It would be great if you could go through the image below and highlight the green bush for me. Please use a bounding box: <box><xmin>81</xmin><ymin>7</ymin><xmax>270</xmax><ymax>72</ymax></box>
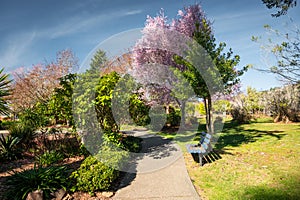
<box><xmin>70</xmin><ymin>156</ymin><xmax>119</xmax><ymax>194</ymax></box>
<box><xmin>129</xmin><ymin>94</ymin><xmax>150</xmax><ymax>126</ymax></box>
<box><xmin>121</xmin><ymin>135</ymin><xmax>142</xmax><ymax>153</ymax></box>
<box><xmin>19</xmin><ymin>107</ymin><xmax>49</xmax><ymax>128</ymax></box>
<box><xmin>0</xmin><ymin>120</ymin><xmax>16</xmax><ymax>130</ymax></box>
<box><xmin>167</xmin><ymin>108</ymin><xmax>181</xmax><ymax>127</ymax></box>
<box><xmin>0</xmin><ymin>134</ymin><xmax>21</xmax><ymax>161</ymax></box>
<box><xmin>36</xmin><ymin>150</ymin><xmax>64</xmax><ymax>167</ymax></box>
<box><xmin>231</xmin><ymin>107</ymin><xmax>252</xmax><ymax>123</ymax></box>
<box><xmin>4</xmin><ymin>165</ymin><xmax>69</xmax><ymax>200</ymax></box>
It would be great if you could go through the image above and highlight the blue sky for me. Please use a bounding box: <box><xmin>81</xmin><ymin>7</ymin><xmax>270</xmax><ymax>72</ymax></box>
<box><xmin>0</xmin><ymin>0</ymin><xmax>299</xmax><ymax>91</ymax></box>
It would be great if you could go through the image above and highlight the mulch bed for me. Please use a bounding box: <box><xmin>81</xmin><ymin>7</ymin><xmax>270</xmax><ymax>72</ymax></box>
<box><xmin>0</xmin><ymin>156</ymin><xmax>115</xmax><ymax>200</ymax></box>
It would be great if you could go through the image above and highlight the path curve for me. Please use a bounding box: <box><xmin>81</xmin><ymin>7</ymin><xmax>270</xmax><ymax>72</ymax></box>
<box><xmin>113</xmin><ymin>131</ymin><xmax>200</xmax><ymax>200</ymax></box>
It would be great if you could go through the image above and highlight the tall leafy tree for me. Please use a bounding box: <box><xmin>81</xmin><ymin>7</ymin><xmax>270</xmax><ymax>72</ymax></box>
<box><xmin>73</xmin><ymin>50</ymin><xmax>108</xmax><ymax>129</ymax></box>
<box><xmin>132</xmin><ymin>4</ymin><xmax>247</xmax><ymax>133</ymax></box>
<box><xmin>48</xmin><ymin>73</ymin><xmax>77</xmax><ymax>125</ymax></box>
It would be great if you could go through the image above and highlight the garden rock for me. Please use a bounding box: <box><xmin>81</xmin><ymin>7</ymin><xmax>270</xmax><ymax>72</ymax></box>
<box><xmin>100</xmin><ymin>191</ymin><xmax>114</xmax><ymax>198</ymax></box>
<box><xmin>26</xmin><ymin>190</ymin><xmax>43</xmax><ymax>200</ymax></box>
<box><xmin>52</xmin><ymin>188</ymin><xmax>66</xmax><ymax>200</ymax></box>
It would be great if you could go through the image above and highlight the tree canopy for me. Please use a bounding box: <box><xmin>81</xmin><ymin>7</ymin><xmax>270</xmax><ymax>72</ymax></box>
<box><xmin>132</xmin><ymin>3</ymin><xmax>248</xmax><ymax>132</ymax></box>
<box><xmin>262</xmin><ymin>0</ymin><xmax>297</xmax><ymax>17</ymax></box>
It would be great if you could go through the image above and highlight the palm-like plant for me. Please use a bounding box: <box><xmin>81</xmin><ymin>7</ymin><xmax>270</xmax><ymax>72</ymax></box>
<box><xmin>0</xmin><ymin>67</ymin><xmax>12</xmax><ymax>115</ymax></box>
<box><xmin>0</xmin><ymin>134</ymin><xmax>21</xmax><ymax>161</ymax></box>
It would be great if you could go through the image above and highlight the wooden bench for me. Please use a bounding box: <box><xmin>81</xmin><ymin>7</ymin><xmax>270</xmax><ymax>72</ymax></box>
<box><xmin>186</xmin><ymin>132</ymin><xmax>212</xmax><ymax>166</ymax></box>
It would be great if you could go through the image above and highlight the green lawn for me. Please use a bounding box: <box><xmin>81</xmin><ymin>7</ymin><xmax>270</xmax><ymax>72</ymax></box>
<box><xmin>183</xmin><ymin>121</ymin><xmax>300</xmax><ymax>200</ymax></box>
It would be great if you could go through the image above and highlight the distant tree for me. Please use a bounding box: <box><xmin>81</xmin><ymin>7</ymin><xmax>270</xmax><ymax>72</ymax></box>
<box><xmin>95</xmin><ymin>72</ymin><xmax>120</xmax><ymax>133</ymax></box>
<box><xmin>265</xmin><ymin>84</ymin><xmax>300</xmax><ymax>122</ymax></box>
<box><xmin>90</xmin><ymin>49</ymin><xmax>108</xmax><ymax>75</ymax></box>
<box><xmin>244</xmin><ymin>87</ymin><xmax>262</xmax><ymax>114</ymax></box>
<box><xmin>231</xmin><ymin>84</ymin><xmax>300</xmax><ymax>122</ymax></box>
<box><xmin>48</xmin><ymin>73</ymin><xmax>77</xmax><ymax>125</ymax></box>
<box><xmin>262</xmin><ymin>0</ymin><xmax>297</xmax><ymax>17</ymax></box>
<box><xmin>0</xmin><ymin>68</ymin><xmax>12</xmax><ymax>115</ymax></box>
<box><xmin>10</xmin><ymin>49</ymin><xmax>77</xmax><ymax>113</ymax></box>
<box><xmin>73</xmin><ymin>50</ymin><xmax>108</xmax><ymax>130</ymax></box>
<box><xmin>212</xmin><ymin>99</ymin><xmax>231</xmax><ymax>114</ymax></box>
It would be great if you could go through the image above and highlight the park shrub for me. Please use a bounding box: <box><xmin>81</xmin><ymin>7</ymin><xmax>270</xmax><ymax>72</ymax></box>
<box><xmin>35</xmin><ymin>128</ymin><xmax>86</xmax><ymax>158</ymax></box>
<box><xmin>36</xmin><ymin>150</ymin><xmax>64</xmax><ymax>167</ymax></box>
<box><xmin>4</xmin><ymin>165</ymin><xmax>69</xmax><ymax>200</ymax></box>
<box><xmin>167</xmin><ymin>108</ymin><xmax>181</xmax><ymax>127</ymax></box>
<box><xmin>0</xmin><ymin>134</ymin><xmax>21</xmax><ymax>161</ymax></box>
<box><xmin>19</xmin><ymin>107</ymin><xmax>49</xmax><ymax>128</ymax></box>
<box><xmin>121</xmin><ymin>135</ymin><xmax>142</xmax><ymax>153</ymax></box>
<box><xmin>230</xmin><ymin>106</ymin><xmax>252</xmax><ymax>123</ymax></box>
<box><xmin>129</xmin><ymin>94</ymin><xmax>151</xmax><ymax>126</ymax></box>
<box><xmin>69</xmin><ymin>155</ymin><xmax>119</xmax><ymax>195</ymax></box>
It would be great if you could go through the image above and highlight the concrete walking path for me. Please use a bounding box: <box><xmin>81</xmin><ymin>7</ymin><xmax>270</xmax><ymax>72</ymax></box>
<box><xmin>113</xmin><ymin>131</ymin><xmax>200</xmax><ymax>200</ymax></box>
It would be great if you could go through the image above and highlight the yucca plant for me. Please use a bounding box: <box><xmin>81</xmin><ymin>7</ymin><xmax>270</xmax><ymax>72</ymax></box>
<box><xmin>9</xmin><ymin>123</ymin><xmax>36</xmax><ymax>150</ymax></box>
<box><xmin>0</xmin><ymin>134</ymin><xmax>21</xmax><ymax>161</ymax></box>
<box><xmin>0</xmin><ymin>67</ymin><xmax>12</xmax><ymax>115</ymax></box>
<box><xmin>4</xmin><ymin>165</ymin><xmax>70</xmax><ymax>200</ymax></box>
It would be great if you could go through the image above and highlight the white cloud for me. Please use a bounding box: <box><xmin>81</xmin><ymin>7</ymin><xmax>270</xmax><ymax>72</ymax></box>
<box><xmin>125</xmin><ymin>9</ymin><xmax>143</xmax><ymax>16</ymax></box>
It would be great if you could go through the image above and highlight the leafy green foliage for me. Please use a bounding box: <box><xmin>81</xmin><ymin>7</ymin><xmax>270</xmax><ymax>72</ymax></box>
<box><xmin>36</xmin><ymin>150</ymin><xmax>64</xmax><ymax>167</ymax></box>
<box><xmin>95</xmin><ymin>72</ymin><xmax>120</xmax><ymax>132</ymax></box>
<box><xmin>70</xmin><ymin>156</ymin><xmax>119</xmax><ymax>194</ymax></box>
<box><xmin>166</xmin><ymin>107</ymin><xmax>181</xmax><ymax>127</ymax></box>
<box><xmin>198</xmin><ymin>102</ymin><xmax>206</xmax><ymax>115</ymax></box>
<box><xmin>73</xmin><ymin>50</ymin><xmax>108</xmax><ymax>129</ymax></box>
<box><xmin>129</xmin><ymin>94</ymin><xmax>150</xmax><ymax>126</ymax></box>
<box><xmin>4</xmin><ymin>165</ymin><xmax>69</xmax><ymax>200</ymax></box>
<box><xmin>213</xmin><ymin>100</ymin><xmax>231</xmax><ymax>114</ymax></box>
<box><xmin>91</xmin><ymin>72</ymin><xmax>129</xmax><ymax>150</ymax></box>
<box><xmin>18</xmin><ymin>106</ymin><xmax>49</xmax><ymax>128</ymax></box>
<box><xmin>48</xmin><ymin>73</ymin><xmax>76</xmax><ymax>125</ymax></box>
<box><xmin>0</xmin><ymin>120</ymin><xmax>16</xmax><ymax>130</ymax></box>
<box><xmin>120</xmin><ymin>135</ymin><xmax>142</xmax><ymax>153</ymax></box>
<box><xmin>0</xmin><ymin>134</ymin><xmax>21</xmax><ymax>161</ymax></box>
<box><xmin>262</xmin><ymin>0</ymin><xmax>297</xmax><ymax>17</ymax></box>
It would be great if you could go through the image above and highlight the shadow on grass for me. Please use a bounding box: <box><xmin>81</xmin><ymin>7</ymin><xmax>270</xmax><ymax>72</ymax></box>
<box><xmin>191</xmin><ymin>150</ymin><xmax>223</xmax><ymax>166</ymax></box>
<box><xmin>214</xmin><ymin>121</ymin><xmax>286</xmax><ymax>151</ymax></box>
<box><xmin>241</xmin><ymin>184</ymin><xmax>300</xmax><ymax>200</ymax></box>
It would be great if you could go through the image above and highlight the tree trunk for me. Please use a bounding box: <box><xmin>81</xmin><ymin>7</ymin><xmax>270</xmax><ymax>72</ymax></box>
<box><xmin>204</xmin><ymin>97</ymin><xmax>214</xmax><ymax>134</ymax></box>
<box><xmin>181</xmin><ymin>101</ymin><xmax>186</xmax><ymax>128</ymax></box>
<box><xmin>165</xmin><ymin>104</ymin><xmax>170</xmax><ymax>114</ymax></box>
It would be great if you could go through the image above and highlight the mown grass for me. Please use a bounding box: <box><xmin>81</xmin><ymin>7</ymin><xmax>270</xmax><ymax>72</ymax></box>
<box><xmin>184</xmin><ymin>121</ymin><xmax>300</xmax><ymax>200</ymax></box>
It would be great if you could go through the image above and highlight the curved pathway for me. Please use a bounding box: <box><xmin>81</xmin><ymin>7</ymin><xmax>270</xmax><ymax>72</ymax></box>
<box><xmin>113</xmin><ymin>131</ymin><xmax>200</xmax><ymax>200</ymax></box>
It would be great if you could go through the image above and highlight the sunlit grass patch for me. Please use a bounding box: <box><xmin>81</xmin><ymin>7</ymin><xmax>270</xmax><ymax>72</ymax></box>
<box><xmin>184</xmin><ymin>121</ymin><xmax>300</xmax><ymax>200</ymax></box>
